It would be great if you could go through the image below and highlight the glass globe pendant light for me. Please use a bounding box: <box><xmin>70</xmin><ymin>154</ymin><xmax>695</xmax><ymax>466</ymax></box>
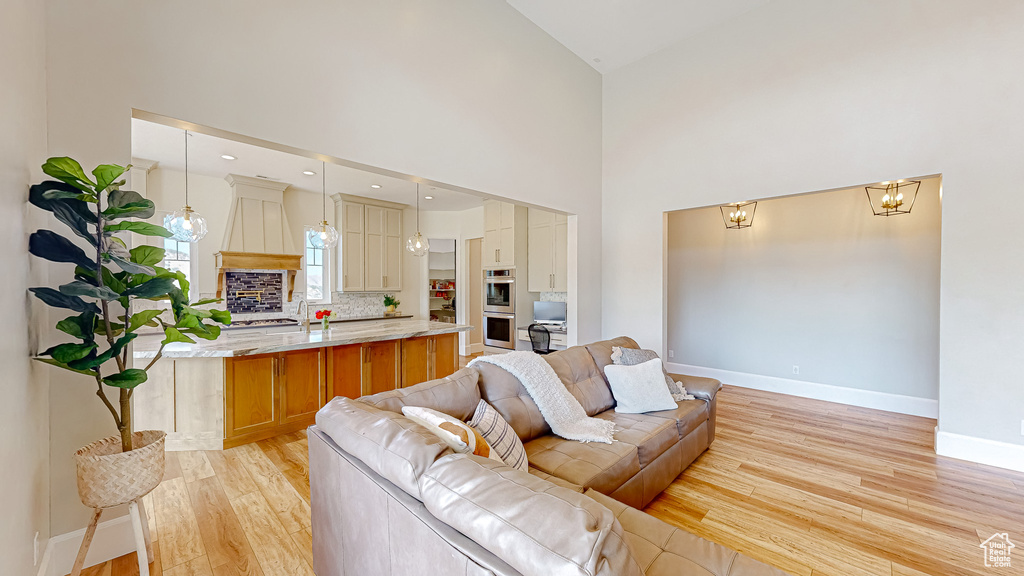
<box><xmin>164</xmin><ymin>129</ymin><xmax>209</xmax><ymax>242</ymax></box>
<box><xmin>406</xmin><ymin>183</ymin><xmax>429</xmax><ymax>257</ymax></box>
<box><xmin>307</xmin><ymin>161</ymin><xmax>339</xmax><ymax>249</ymax></box>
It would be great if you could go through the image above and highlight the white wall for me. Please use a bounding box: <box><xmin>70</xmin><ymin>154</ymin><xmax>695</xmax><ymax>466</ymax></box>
<box><xmin>145</xmin><ymin>168</ymin><xmax>234</xmax><ymax>297</ymax></box>
<box><xmin>603</xmin><ymin>1</ymin><xmax>1024</xmax><ymax>455</ymax></box>
<box><xmin>45</xmin><ymin>0</ymin><xmax>602</xmax><ymax>534</ymax></box>
<box><xmin>1</xmin><ymin>0</ymin><xmax>50</xmax><ymax>572</ymax></box>
<box><xmin>667</xmin><ymin>180</ymin><xmax>941</xmax><ymax>400</ymax></box>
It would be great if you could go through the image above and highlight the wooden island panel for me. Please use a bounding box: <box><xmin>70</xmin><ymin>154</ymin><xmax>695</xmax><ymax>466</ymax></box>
<box><xmin>280</xmin><ymin>348</ymin><xmax>326</xmax><ymax>426</ymax></box>
<box><xmin>225</xmin><ymin>355</ymin><xmax>277</xmax><ymax>440</ymax></box>
<box><xmin>220</xmin><ymin>331</ymin><xmax>464</xmax><ymax>448</ymax></box>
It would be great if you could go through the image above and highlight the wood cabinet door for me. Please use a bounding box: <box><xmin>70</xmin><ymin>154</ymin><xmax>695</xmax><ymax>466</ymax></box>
<box><xmin>327</xmin><ymin>343</ymin><xmax>363</xmax><ymax>400</ymax></box>
<box><xmin>433</xmin><ymin>333</ymin><xmax>458</xmax><ymax>380</ymax></box>
<box><xmin>553</xmin><ymin>215</ymin><xmax>568</xmax><ymax>292</ymax></box>
<box><xmin>528</xmin><ymin>217</ymin><xmax>553</xmax><ymax>292</ymax></box>
<box><xmin>342</xmin><ymin>202</ymin><xmax>365</xmax><ymax>291</ymax></box>
<box><xmin>279</xmin><ymin>348</ymin><xmax>324</xmax><ymax>426</ymax></box>
<box><xmin>225</xmin><ymin>355</ymin><xmax>277</xmax><ymax>439</ymax></box>
<box><xmin>383</xmin><ymin>207</ymin><xmax>402</xmax><ymax>290</ymax></box>
<box><xmin>364</xmin><ymin>205</ymin><xmax>385</xmax><ymax>290</ymax></box>
<box><xmin>366</xmin><ymin>341</ymin><xmax>400</xmax><ymax>395</ymax></box>
<box><xmin>402</xmin><ymin>336</ymin><xmax>431</xmax><ymax>388</ymax></box>
<box><xmin>482</xmin><ymin>229</ymin><xmax>499</xmax><ymax>267</ymax></box>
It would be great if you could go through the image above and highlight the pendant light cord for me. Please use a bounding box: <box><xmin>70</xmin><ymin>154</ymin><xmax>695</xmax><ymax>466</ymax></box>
<box><xmin>184</xmin><ymin>129</ymin><xmax>189</xmax><ymax>206</ymax></box>
<box><xmin>416</xmin><ymin>183</ymin><xmax>420</xmax><ymax>231</ymax></box>
<box><xmin>322</xmin><ymin>161</ymin><xmax>327</xmax><ymax>221</ymax></box>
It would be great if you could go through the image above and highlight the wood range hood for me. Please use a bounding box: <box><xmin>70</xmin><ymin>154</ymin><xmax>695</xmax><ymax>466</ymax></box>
<box><xmin>215</xmin><ymin>174</ymin><xmax>302</xmax><ymax>301</ymax></box>
<box><xmin>214</xmin><ymin>251</ymin><xmax>302</xmax><ymax>301</ymax></box>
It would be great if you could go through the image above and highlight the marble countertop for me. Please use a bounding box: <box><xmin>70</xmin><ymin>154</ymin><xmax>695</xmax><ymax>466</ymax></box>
<box><xmin>133</xmin><ymin>319</ymin><xmax>471</xmax><ymax>359</ymax></box>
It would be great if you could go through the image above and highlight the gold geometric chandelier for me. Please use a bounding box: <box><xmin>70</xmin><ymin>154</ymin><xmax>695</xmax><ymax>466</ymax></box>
<box><xmin>865</xmin><ymin>179</ymin><xmax>920</xmax><ymax>217</ymax></box>
<box><xmin>719</xmin><ymin>201</ymin><xmax>756</xmax><ymax>229</ymax></box>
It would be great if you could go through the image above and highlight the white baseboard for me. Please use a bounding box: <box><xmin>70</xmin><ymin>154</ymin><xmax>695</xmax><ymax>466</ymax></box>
<box><xmin>45</xmin><ymin>513</ymin><xmax>136</xmax><ymax>576</ymax></box>
<box><xmin>935</xmin><ymin>430</ymin><xmax>1024</xmax><ymax>474</ymax></box>
<box><xmin>666</xmin><ymin>363</ymin><xmax>938</xmax><ymax>418</ymax></box>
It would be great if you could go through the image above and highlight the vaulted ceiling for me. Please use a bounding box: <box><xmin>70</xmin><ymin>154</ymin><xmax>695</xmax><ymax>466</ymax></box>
<box><xmin>506</xmin><ymin>0</ymin><xmax>770</xmax><ymax>73</ymax></box>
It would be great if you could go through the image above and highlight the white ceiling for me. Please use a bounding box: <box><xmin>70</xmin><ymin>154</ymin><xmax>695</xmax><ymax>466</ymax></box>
<box><xmin>506</xmin><ymin>0</ymin><xmax>770</xmax><ymax>73</ymax></box>
<box><xmin>130</xmin><ymin>119</ymin><xmax>483</xmax><ymax>212</ymax></box>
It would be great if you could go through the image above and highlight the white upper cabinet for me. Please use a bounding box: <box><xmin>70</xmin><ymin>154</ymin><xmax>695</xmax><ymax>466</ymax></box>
<box><xmin>483</xmin><ymin>200</ymin><xmax>517</xmax><ymax>267</ymax></box>
<box><xmin>341</xmin><ymin>201</ymin><xmax>365</xmax><ymax>291</ymax></box>
<box><xmin>528</xmin><ymin>208</ymin><xmax>568</xmax><ymax>292</ymax></box>
<box><xmin>335</xmin><ymin>196</ymin><xmax>403</xmax><ymax>292</ymax></box>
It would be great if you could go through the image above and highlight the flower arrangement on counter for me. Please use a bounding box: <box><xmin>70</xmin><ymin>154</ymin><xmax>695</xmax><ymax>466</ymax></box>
<box><xmin>315</xmin><ymin>309</ymin><xmax>333</xmax><ymax>331</ymax></box>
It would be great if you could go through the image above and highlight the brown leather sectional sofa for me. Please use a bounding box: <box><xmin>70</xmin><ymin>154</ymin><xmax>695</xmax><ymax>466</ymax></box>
<box><xmin>309</xmin><ymin>336</ymin><xmax>789</xmax><ymax>576</ymax></box>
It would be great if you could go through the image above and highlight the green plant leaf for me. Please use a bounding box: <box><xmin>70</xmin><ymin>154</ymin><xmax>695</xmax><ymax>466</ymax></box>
<box><xmin>161</xmin><ymin>326</ymin><xmax>196</xmax><ymax>345</ymax></box>
<box><xmin>209</xmin><ymin>309</ymin><xmax>232</xmax><ymax>324</ymax></box>
<box><xmin>187</xmin><ymin>323</ymin><xmax>222</xmax><ymax>341</ymax></box>
<box><xmin>92</xmin><ymin>164</ymin><xmax>126</xmax><ymax>191</ymax></box>
<box><xmin>104</xmin><ymin>190</ymin><xmax>155</xmax><ymax>220</ymax></box>
<box><xmin>59</xmin><ymin>280</ymin><xmax>120</xmax><ymax>301</ymax></box>
<box><xmin>42</xmin><ymin>157</ymin><xmax>96</xmax><ymax>193</ymax></box>
<box><xmin>193</xmin><ymin>298</ymin><xmax>222</xmax><ymax>306</ymax></box>
<box><xmin>105</xmin><ymin>221</ymin><xmax>172</xmax><ymax>238</ymax></box>
<box><xmin>102</xmin><ymin>368</ymin><xmax>148</xmax><ymax>390</ymax></box>
<box><xmin>108</xmin><ymin>255</ymin><xmax>156</xmax><ymax>276</ymax></box>
<box><xmin>129</xmin><ymin>245</ymin><xmax>166</xmax><ymax>266</ymax></box>
<box><xmin>122</xmin><ymin>277</ymin><xmax>176</xmax><ymax>298</ymax></box>
<box><xmin>29</xmin><ymin>230</ymin><xmax>96</xmax><ymax>270</ymax></box>
<box><xmin>29</xmin><ymin>287</ymin><xmax>101</xmax><ymax>314</ymax></box>
<box><xmin>56</xmin><ymin>312</ymin><xmax>97</xmax><ymax>341</ymax></box>
<box><xmin>126</xmin><ymin>309</ymin><xmax>164</xmax><ymax>332</ymax></box>
<box><xmin>30</xmin><ymin>181</ymin><xmax>92</xmax><ymax>212</ymax></box>
<box><xmin>69</xmin><ymin>333</ymin><xmax>137</xmax><ymax>371</ymax></box>
<box><xmin>34</xmin><ymin>357</ymin><xmax>98</xmax><ymax>377</ymax></box>
<box><xmin>42</xmin><ymin>342</ymin><xmax>98</xmax><ymax>363</ymax></box>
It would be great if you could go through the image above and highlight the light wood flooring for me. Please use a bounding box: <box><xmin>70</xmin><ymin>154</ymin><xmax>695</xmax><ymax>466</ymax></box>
<box><xmin>82</xmin><ymin>384</ymin><xmax>1023</xmax><ymax>576</ymax></box>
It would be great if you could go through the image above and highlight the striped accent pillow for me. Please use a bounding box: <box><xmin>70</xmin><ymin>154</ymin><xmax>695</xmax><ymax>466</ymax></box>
<box><xmin>468</xmin><ymin>400</ymin><xmax>528</xmax><ymax>472</ymax></box>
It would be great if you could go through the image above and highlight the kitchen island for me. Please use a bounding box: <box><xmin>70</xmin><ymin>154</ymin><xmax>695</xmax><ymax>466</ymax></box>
<box><xmin>133</xmin><ymin>319</ymin><xmax>471</xmax><ymax>450</ymax></box>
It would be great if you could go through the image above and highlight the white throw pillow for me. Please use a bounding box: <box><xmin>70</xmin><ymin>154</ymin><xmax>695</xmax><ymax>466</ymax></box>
<box><xmin>401</xmin><ymin>406</ymin><xmax>503</xmax><ymax>463</ymax></box>
<box><xmin>603</xmin><ymin>359</ymin><xmax>678</xmax><ymax>414</ymax></box>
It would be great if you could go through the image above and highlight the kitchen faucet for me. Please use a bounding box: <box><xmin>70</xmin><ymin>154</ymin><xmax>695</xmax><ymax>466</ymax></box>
<box><xmin>296</xmin><ymin>299</ymin><xmax>310</xmax><ymax>333</ymax></box>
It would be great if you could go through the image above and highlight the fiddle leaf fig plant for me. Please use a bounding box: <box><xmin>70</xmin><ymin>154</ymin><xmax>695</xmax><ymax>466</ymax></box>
<box><xmin>29</xmin><ymin>157</ymin><xmax>231</xmax><ymax>452</ymax></box>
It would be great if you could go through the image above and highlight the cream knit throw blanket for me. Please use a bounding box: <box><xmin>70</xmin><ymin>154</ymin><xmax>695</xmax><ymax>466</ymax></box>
<box><xmin>470</xmin><ymin>352</ymin><xmax>615</xmax><ymax>444</ymax></box>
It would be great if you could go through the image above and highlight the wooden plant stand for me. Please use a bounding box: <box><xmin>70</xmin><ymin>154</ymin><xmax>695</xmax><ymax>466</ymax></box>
<box><xmin>70</xmin><ymin>498</ymin><xmax>154</xmax><ymax>576</ymax></box>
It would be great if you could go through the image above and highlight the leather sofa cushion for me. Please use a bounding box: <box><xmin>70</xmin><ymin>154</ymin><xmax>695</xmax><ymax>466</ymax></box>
<box><xmin>527</xmin><ymin>468</ymin><xmax>585</xmax><ymax>493</ymax></box>
<box><xmin>525</xmin><ymin>435</ymin><xmax>640</xmax><ymax>494</ymax></box>
<box><xmin>475</xmin><ymin>362</ymin><xmax>551</xmax><ymax>443</ymax></box>
<box><xmin>316</xmin><ymin>397</ymin><xmax>453</xmax><ymax>500</ymax></box>
<box><xmin>647</xmin><ymin>400</ymin><xmax>709</xmax><ymax>439</ymax></box>
<box><xmin>593</xmin><ymin>411</ymin><xmax>678</xmax><ymax>467</ymax></box>
<box><xmin>420</xmin><ymin>454</ymin><xmax>642</xmax><ymax>576</ymax></box>
<box><xmin>360</xmin><ymin>367</ymin><xmax>482</xmax><ymax>421</ymax></box>
<box><xmin>543</xmin><ymin>346</ymin><xmax>616</xmax><ymax>416</ymax></box>
<box><xmin>585</xmin><ymin>336</ymin><xmax>641</xmax><ymax>378</ymax></box>
<box><xmin>672</xmin><ymin>374</ymin><xmax>722</xmax><ymax>402</ymax></box>
<box><xmin>585</xmin><ymin>489</ymin><xmax>790</xmax><ymax>576</ymax></box>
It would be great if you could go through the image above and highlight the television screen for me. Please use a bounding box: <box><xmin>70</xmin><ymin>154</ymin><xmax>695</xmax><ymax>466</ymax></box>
<box><xmin>534</xmin><ymin>301</ymin><xmax>566</xmax><ymax>324</ymax></box>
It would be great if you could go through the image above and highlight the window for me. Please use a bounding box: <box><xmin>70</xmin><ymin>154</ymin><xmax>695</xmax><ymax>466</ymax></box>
<box><xmin>305</xmin><ymin>232</ymin><xmax>329</xmax><ymax>302</ymax></box>
<box><xmin>161</xmin><ymin>237</ymin><xmax>192</xmax><ymax>285</ymax></box>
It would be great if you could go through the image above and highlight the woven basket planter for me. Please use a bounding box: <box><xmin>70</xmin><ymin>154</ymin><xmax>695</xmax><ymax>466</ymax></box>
<box><xmin>74</xmin><ymin>430</ymin><xmax>166</xmax><ymax>509</ymax></box>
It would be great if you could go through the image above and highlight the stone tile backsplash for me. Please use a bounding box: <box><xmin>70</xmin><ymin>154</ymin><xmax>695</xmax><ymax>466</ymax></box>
<box><xmin>283</xmin><ymin>292</ymin><xmax>388</xmax><ymax>319</ymax></box>
<box><xmin>540</xmin><ymin>291</ymin><xmax>568</xmax><ymax>302</ymax></box>
<box><xmin>225</xmin><ymin>271</ymin><xmax>284</xmax><ymax>314</ymax></box>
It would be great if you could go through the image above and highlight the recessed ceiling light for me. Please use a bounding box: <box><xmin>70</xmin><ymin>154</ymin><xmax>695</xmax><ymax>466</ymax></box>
<box><xmin>371</xmin><ymin>184</ymin><xmax>381</xmax><ymax>189</ymax></box>
<box><xmin>221</xmin><ymin>154</ymin><xmax>237</xmax><ymax>160</ymax></box>
<box><xmin>424</xmin><ymin>196</ymin><xmax>434</xmax><ymax>200</ymax></box>
<box><xmin>303</xmin><ymin>170</ymin><xmax>316</xmax><ymax>175</ymax></box>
